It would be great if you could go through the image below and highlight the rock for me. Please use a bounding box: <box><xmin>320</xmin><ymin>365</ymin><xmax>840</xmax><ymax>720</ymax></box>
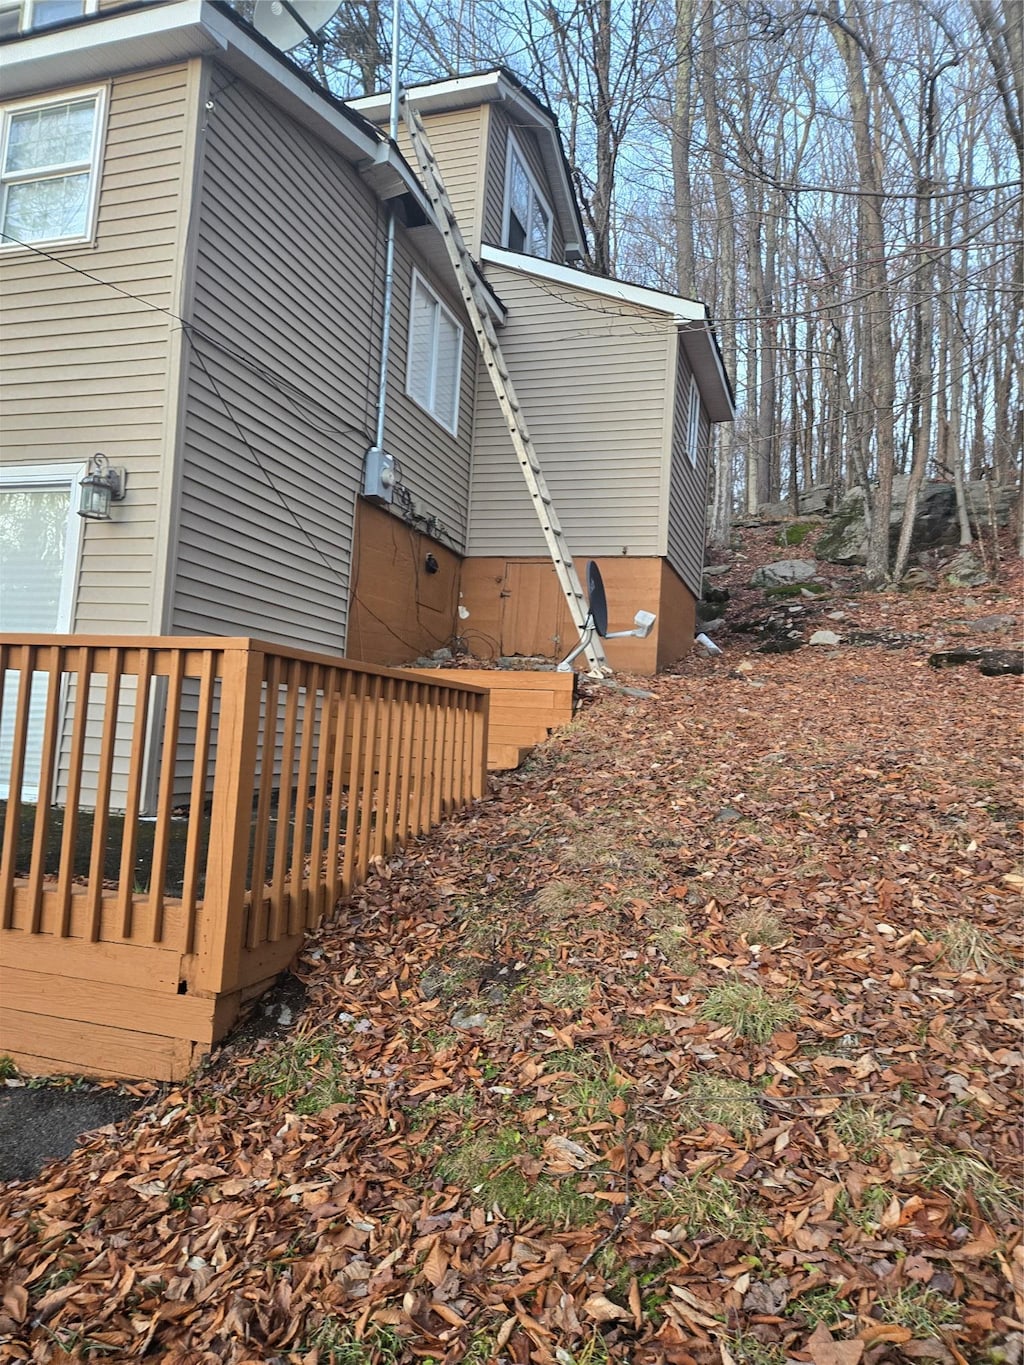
<box><xmin>828</xmin><ymin>611</ymin><xmax>847</xmax><ymax>620</ymax></box>
<box><xmin>978</xmin><ymin>650</ymin><xmax>1024</xmax><ymax>676</ymax></box>
<box><xmin>818</xmin><ymin>478</ymin><xmax>965</xmax><ymax>566</ymax></box>
<box><xmin>697</xmin><ymin>600</ymin><xmax>723</xmax><ymax>622</ymax></box>
<box><xmin>699</xmin><ymin>617</ymin><xmax>725</xmax><ymax>634</ymax></box>
<box><xmin>928</xmin><ymin>647</ymin><xmax>1023</xmax><ymax>675</ymax></box>
<box><xmin>703</xmin><ymin>563</ymin><xmax>731</xmax><ymax>577</ymax></box>
<box><xmin>715</xmin><ymin>807</ymin><xmax>742</xmax><ymax>822</ymax></box>
<box><xmin>966</xmin><ymin>615</ymin><xmax>1016</xmax><ymax>634</ymax></box>
<box><xmin>966</xmin><ymin>479</ymin><xmax>1019</xmax><ymax>528</ymax></box>
<box><xmin>702</xmin><ymin>585</ymin><xmax>730</xmax><ymax>604</ymax></box>
<box><xmin>751</xmin><ymin>559</ymin><xmax>817</xmax><ymax>588</ymax></box>
<box><xmin>809</xmin><ymin>630</ymin><xmax>841</xmax><ymax>646</ymax></box>
<box><xmin>899</xmin><ymin>566</ymin><xmax>937</xmax><ymax>590</ymax></box>
<box><xmin>451</xmin><ymin>1007</ymin><xmax>488</xmax><ymax>1030</ymax></box>
<box><xmin>755</xmin><ymin>500</ymin><xmax>792</xmax><ymax>523</ymax></box>
<box><xmin>758</xmin><ymin>636</ymin><xmax>804</xmax><ymax>653</ymax></box>
<box><xmin>944</xmin><ymin>549</ymin><xmax>989</xmax><ymax>587</ymax></box>
<box><xmin>799</xmin><ymin>485</ymin><xmax>833</xmax><ymax>516</ymax></box>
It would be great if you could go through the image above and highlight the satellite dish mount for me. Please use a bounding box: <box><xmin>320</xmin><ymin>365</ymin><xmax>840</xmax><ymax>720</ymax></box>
<box><xmin>557</xmin><ymin>562</ymin><xmax>657</xmax><ymax>673</ymax></box>
<box><xmin>249</xmin><ymin>0</ymin><xmax>342</xmax><ymax>52</ymax></box>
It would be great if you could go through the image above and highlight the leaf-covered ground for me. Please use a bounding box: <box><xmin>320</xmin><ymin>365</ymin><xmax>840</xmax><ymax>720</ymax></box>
<box><xmin>2</xmin><ymin>533</ymin><xmax>1022</xmax><ymax>1365</ymax></box>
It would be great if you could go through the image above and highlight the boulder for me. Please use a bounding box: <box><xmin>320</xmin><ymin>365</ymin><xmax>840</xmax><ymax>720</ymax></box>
<box><xmin>944</xmin><ymin>549</ymin><xmax>989</xmax><ymax>587</ymax></box>
<box><xmin>755</xmin><ymin>500</ymin><xmax>792</xmax><ymax>523</ymax></box>
<box><xmin>966</xmin><ymin>615</ymin><xmax>1016</xmax><ymax>634</ymax></box>
<box><xmin>817</xmin><ymin>477</ymin><xmax>962</xmax><ymax>566</ymax></box>
<box><xmin>751</xmin><ymin>559</ymin><xmax>817</xmax><ymax>588</ymax></box>
<box><xmin>809</xmin><ymin>630</ymin><xmax>842</xmax><ymax>646</ymax></box>
<box><xmin>799</xmin><ymin>485</ymin><xmax>833</xmax><ymax>516</ymax></box>
<box><xmin>965</xmin><ymin>480</ymin><xmax>1019</xmax><ymax>528</ymax></box>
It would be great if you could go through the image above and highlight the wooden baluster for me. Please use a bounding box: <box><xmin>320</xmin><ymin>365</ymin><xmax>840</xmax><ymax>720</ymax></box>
<box><xmin>149</xmin><ymin>650</ymin><xmax>183</xmax><ymax>945</ymax></box>
<box><xmin>307</xmin><ymin>669</ymin><xmax>334</xmax><ymax>928</ymax></box>
<box><xmin>430</xmin><ymin>686</ymin><xmax>447</xmax><ymax>825</ymax></box>
<box><xmin>395</xmin><ymin>679</ymin><xmax>416</xmax><ymax>844</ymax></box>
<box><xmin>325</xmin><ymin>670</ymin><xmax>353</xmax><ymax>913</ymax></box>
<box><xmin>247</xmin><ymin>655</ymin><xmax>280</xmax><ymax>949</ymax></box>
<box><xmin>471</xmin><ymin>690</ymin><xmax>489</xmax><ymax>799</ymax></box>
<box><xmin>380</xmin><ymin>677</ymin><xmax>404</xmax><ymax>857</ymax></box>
<box><xmin>0</xmin><ymin>644</ymin><xmax>34</xmax><ymax>929</ymax></box>
<box><xmin>85</xmin><ymin>648</ymin><xmax>122</xmax><ymax>943</ymax></box>
<box><xmin>269</xmin><ymin>658</ymin><xmax>301</xmax><ymax>943</ymax></box>
<box><xmin>340</xmin><ymin>672</ymin><xmax>368</xmax><ymax>897</ymax></box>
<box><xmin>27</xmin><ymin>645</ymin><xmax>63</xmax><ymax>933</ymax></box>
<box><xmin>289</xmin><ymin>663</ymin><xmax>320</xmax><ymax>936</ymax></box>
<box><xmin>117</xmin><ymin>649</ymin><xmax>153</xmax><ymax>937</ymax></box>
<box><xmin>372</xmin><ymin>676</ymin><xmax>396</xmax><ymax>861</ymax></box>
<box><xmin>56</xmin><ymin>647</ymin><xmax>92</xmax><ymax>937</ymax></box>
<box><xmin>181</xmin><ymin>650</ymin><xmax>216</xmax><ymax>954</ymax></box>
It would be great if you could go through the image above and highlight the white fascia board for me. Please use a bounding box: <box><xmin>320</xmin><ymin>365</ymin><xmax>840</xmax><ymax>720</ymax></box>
<box><xmin>0</xmin><ymin>0</ymin><xmax>224</xmax><ymax>100</ymax></box>
<box><xmin>481</xmin><ymin>245</ymin><xmax>706</xmax><ymax>320</ymax></box>
<box><xmin>679</xmin><ymin>323</ymin><xmax>736</xmax><ymax>422</ymax></box>
<box><xmin>350</xmin><ymin>72</ymin><xmax>505</xmax><ymax>123</ymax></box>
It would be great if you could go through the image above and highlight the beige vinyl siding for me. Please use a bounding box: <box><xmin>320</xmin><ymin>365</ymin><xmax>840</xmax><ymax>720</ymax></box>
<box><xmin>173</xmin><ymin>68</ymin><xmax>475</xmax><ymax>652</ymax></box>
<box><xmin>483</xmin><ymin>105</ymin><xmax>565</xmax><ymax>262</ymax></box>
<box><xmin>390</xmin><ymin>105</ymin><xmax>487</xmax><ymax>255</ymax></box>
<box><xmin>666</xmin><ymin>342</ymin><xmax>711</xmax><ymax>595</ymax></box>
<box><xmin>468</xmin><ymin>262</ymin><xmax>673</xmax><ymax>557</ymax></box>
<box><xmin>0</xmin><ymin>65</ymin><xmax>192</xmax><ymax>633</ymax></box>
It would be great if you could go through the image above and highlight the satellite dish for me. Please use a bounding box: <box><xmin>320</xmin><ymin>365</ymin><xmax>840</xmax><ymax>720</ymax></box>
<box><xmin>250</xmin><ymin>0</ymin><xmax>342</xmax><ymax>51</ymax></box>
<box><xmin>586</xmin><ymin>561</ymin><xmax>609</xmax><ymax>638</ymax></box>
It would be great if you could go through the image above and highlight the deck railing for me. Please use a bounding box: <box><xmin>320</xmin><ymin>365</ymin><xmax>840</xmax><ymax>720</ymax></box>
<box><xmin>0</xmin><ymin>636</ymin><xmax>487</xmax><ymax>1077</ymax></box>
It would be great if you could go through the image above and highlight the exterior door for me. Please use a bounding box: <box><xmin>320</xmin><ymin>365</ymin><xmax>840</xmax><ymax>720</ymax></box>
<box><xmin>0</xmin><ymin>464</ymin><xmax>83</xmax><ymax>801</ymax></box>
<box><xmin>499</xmin><ymin>560</ymin><xmax>571</xmax><ymax>659</ymax></box>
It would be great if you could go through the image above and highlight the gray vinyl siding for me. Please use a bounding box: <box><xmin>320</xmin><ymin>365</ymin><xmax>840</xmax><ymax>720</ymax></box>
<box><xmin>666</xmin><ymin>342</ymin><xmax>711</xmax><ymax>595</ymax></box>
<box><xmin>468</xmin><ymin>261</ymin><xmax>673</xmax><ymax>557</ymax></box>
<box><xmin>173</xmin><ymin>68</ymin><xmax>475</xmax><ymax>652</ymax></box>
<box><xmin>0</xmin><ymin>64</ymin><xmax>192</xmax><ymax>634</ymax></box>
<box><xmin>483</xmin><ymin>105</ymin><xmax>565</xmax><ymax>263</ymax></box>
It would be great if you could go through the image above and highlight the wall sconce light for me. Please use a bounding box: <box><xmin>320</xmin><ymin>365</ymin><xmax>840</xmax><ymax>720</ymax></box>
<box><xmin>78</xmin><ymin>453</ymin><xmax>126</xmax><ymax>520</ymax></box>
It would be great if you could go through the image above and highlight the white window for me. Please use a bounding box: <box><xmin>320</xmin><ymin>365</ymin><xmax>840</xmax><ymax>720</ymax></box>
<box><xmin>686</xmin><ymin>374</ymin><xmax>701</xmax><ymax>466</ymax></box>
<box><xmin>0</xmin><ymin>464</ymin><xmax>84</xmax><ymax>801</ymax></box>
<box><xmin>406</xmin><ymin>270</ymin><xmax>463</xmax><ymax>435</ymax></box>
<box><xmin>0</xmin><ymin>86</ymin><xmax>106</xmax><ymax>249</ymax></box>
<box><xmin>502</xmin><ymin>132</ymin><xmax>552</xmax><ymax>259</ymax></box>
<box><xmin>0</xmin><ymin>0</ymin><xmax>96</xmax><ymax>38</ymax></box>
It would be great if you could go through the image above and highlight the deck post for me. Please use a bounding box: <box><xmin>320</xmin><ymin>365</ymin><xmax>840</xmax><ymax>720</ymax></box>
<box><xmin>194</xmin><ymin>643</ymin><xmax>263</xmax><ymax>996</ymax></box>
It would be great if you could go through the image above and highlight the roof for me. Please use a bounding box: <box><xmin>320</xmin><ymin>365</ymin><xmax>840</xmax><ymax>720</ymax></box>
<box><xmin>351</xmin><ymin>69</ymin><xmax>587</xmax><ymax>263</ymax></box>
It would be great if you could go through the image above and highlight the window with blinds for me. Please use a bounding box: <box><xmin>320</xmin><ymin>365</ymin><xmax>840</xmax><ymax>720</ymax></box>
<box><xmin>406</xmin><ymin>270</ymin><xmax>463</xmax><ymax>435</ymax></box>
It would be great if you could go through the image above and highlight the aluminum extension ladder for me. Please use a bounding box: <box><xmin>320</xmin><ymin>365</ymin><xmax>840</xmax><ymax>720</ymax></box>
<box><xmin>400</xmin><ymin>96</ymin><xmax>610</xmax><ymax>677</ymax></box>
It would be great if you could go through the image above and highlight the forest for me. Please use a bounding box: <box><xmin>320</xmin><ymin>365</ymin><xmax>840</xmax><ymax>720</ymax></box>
<box><xmin>270</xmin><ymin>0</ymin><xmax>1023</xmax><ymax>585</ymax></box>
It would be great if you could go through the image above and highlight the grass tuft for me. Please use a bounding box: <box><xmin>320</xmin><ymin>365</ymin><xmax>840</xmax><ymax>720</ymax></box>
<box><xmin>728</xmin><ymin>905</ymin><xmax>787</xmax><ymax>947</ymax></box>
<box><xmin>831</xmin><ymin>1101</ymin><xmax>899</xmax><ymax>1161</ymax></box>
<box><xmin>940</xmin><ymin>917</ymin><xmax>1004</xmax><ymax>972</ymax></box>
<box><xmin>250</xmin><ymin>1029</ymin><xmax>350</xmax><ymax>1115</ymax></box>
<box><xmin>920</xmin><ymin>1145</ymin><xmax>1015</xmax><ymax>1220</ymax></box>
<box><xmin>700</xmin><ymin>981</ymin><xmax>799</xmax><ymax>1042</ymax></box>
<box><xmin>876</xmin><ymin>1285</ymin><xmax>961</xmax><ymax>1336</ymax></box>
<box><xmin>537</xmin><ymin>970</ymin><xmax>594</xmax><ymax>1011</ymax></box>
<box><xmin>437</xmin><ymin>1127</ymin><xmax>597</xmax><ymax>1227</ymax></box>
<box><xmin>305</xmin><ymin>1318</ymin><xmax>405</xmax><ymax>1364</ymax></box>
<box><xmin>0</xmin><ymin>1055</ymin><xmax>18</xmax><ymax>1081</ymax></box>
<box><xmin>678</xmin><ymin>1074</ymin><xmax>765</xmax><ymax>1140</ymax></box>
<box><xmin>640</xmin><ymin>1173</ymin><xmax>767</xmax><ymax>1242</ymax></box>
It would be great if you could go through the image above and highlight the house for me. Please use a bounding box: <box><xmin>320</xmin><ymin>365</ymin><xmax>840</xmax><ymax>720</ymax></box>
<box><xmin>0</xmin><ymin>0</ymin><xmax>733</xmax><ymax>704</ymax></box>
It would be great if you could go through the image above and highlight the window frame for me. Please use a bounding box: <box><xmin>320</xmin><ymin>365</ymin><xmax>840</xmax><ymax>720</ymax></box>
<box><xmin>0</xmin><ymin>462</ymin><xmax>85</xmax><ymax>634</ymax></box>
<box><xmin>0</xmin><ymin>0</ymin><xmax>97</xmax><ymax>37</ymax></box>
<box><xmin>501</xmin><ymin>130</ymin><xmax>553</xmax><ymax>260</ymax></box>
<box><xmin>686</xmin><ymin>373</ymin><xmax>701</xmax><ymax>467</ymax></box>
<box><xmin>0</xmin><ymin>83</ymin><xmax>108</xmax><ymax>251</ymax></box>
<box><xmin>405</xmin><ymin>268</ymin><xmax>464</xmax><ymax>437</ymax></box>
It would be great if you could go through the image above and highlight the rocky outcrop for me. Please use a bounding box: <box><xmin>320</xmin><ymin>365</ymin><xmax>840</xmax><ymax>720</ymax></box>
<box><xmin>751</xmin><ymin>560</ymin><xmax>818</xmax><ymax>588</ymax></box>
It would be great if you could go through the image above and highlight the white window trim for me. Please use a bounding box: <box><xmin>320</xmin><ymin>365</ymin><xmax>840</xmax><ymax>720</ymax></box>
<box><xmin>501</xmin><ymin>130</ymin><xmax>553</xmax><ymax>259</ymax></box>
<box><xmin>0</xmin><ymin>0</ymin><xmax>98</xmax><ymax>33</ymax></box>
<box><xmin>0</xmin><ymin>463</ymin><xmax>85</xmax><ymax>632</ymax></box>
<box><xmin>0</xmin><ymin>83</ymin><xmax>108</xmax><ymax>252</ymax></box>
<box><xmin>405</xmin><ymin>268</ymin><xmax>464</xmax><ymax>436</ymax></box>
<box><xmin>686</xmin><ymin>373</ymin><xmax>701</xmax><ymax>467</ymax></box>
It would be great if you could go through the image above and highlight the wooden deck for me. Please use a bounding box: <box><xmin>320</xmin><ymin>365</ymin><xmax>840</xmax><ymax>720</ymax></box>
<box><xmin>0</xmin><ymin>636</ymin><xmax>488</xmax><ymax>1080</ymax></box>
<box><xmin>406</xmin><ymin>669</ymin><xmax>576</xmax><ymax>769</ymax></box>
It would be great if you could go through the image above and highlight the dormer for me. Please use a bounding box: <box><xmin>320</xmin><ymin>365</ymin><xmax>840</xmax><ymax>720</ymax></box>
<box><xmin>350</xmin><ymin>69</ymin><xmax>585</xmax><ymax>265</ymax></box>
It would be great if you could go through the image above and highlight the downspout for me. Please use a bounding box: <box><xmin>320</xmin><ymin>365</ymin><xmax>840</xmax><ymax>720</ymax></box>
<box><xmin>370</xmin><ymin>0</ymin><xmax>402</xmax><ymax>458</ymax></box>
